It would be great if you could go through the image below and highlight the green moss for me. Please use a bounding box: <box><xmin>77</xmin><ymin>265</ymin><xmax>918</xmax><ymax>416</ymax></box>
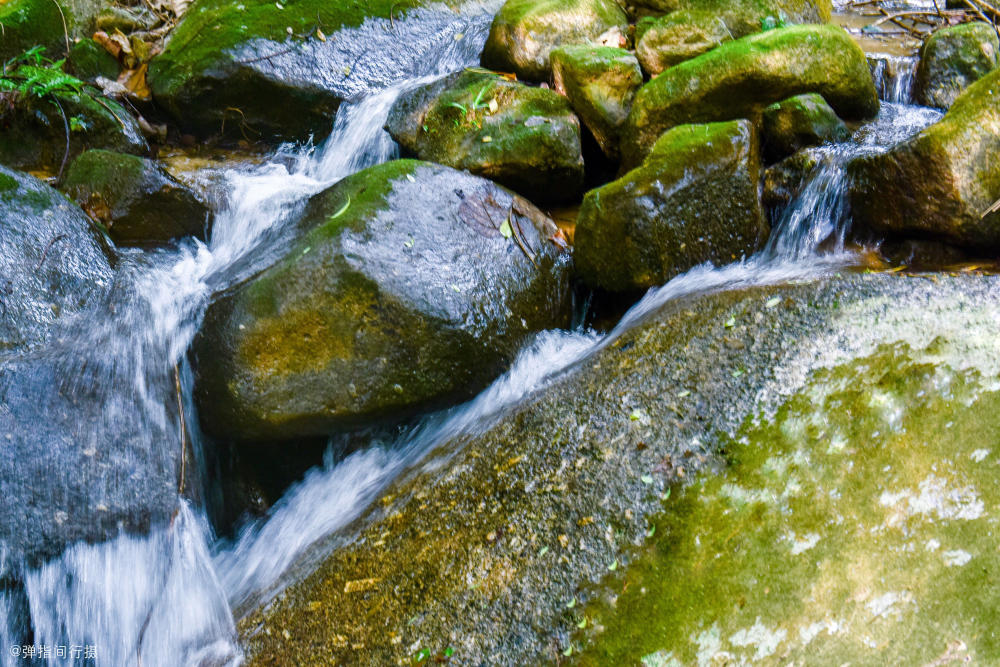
<box><xmin>0</xmin><ymin>0</ymin><xmax>67</xmax><ymax>61</ymax></box>
<box><xmin>68</xmin><ymin>38</ymin><xmax>119</xmax><ymax>81</ymax></box>
<box><xmin>916</xmin><ymin>21</ymin><xmax>999</xmax><ymax>109</ymax></box>
<box><xmin>623</xmin><ymin>23</ymin><xmax>878</xmax><ymax>167</ymax></box>
<box><xmin>574</xmin><ymin>341</ymin><xmax>1000</xmax><ymax>664</ymax></box>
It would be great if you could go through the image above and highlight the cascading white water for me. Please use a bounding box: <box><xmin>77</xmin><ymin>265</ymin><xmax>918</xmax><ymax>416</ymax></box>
<box><xmin>0</xmin><ymin>8</ymin><xmax>951</xmax><ymax>665</ymax></box>
<box><xmin>869</xmin><ymin>54</ymin><xmax>919</xmax><ymax>105</ymax></box>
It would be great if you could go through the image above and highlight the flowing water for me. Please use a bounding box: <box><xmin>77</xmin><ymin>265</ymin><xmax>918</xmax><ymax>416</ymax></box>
<box><xmin>0</xmin><ymin>7</ymin><xmax>954</xmax><ymax>665</ymax></box>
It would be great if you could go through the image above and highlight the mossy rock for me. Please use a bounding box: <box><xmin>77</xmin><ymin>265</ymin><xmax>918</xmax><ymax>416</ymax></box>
<box><xmin>761</xmin><ymin>93</ymin><xmax>850</xmax><ymax>164</ymax></box>
<box><xmin>630</xmin><ymin>0</ymin><xmax>831</xmax><ymax>28</ymax></box>
<box><xmin>239</xmin><ymin>271</ymin><xmax>1000</xmax><ymax>665</ymax></box>
<box><xmin>849</xmin><ymin>68</ymin><xmax>1000</xmax><ymax>250</ymax></box>
<box><xmin>62</xmin><ymin>149</ymin><xmax>210</xmax><ymax>246</ymax></box>
<box><xmin>915</xmin><ymin>21</ymin><xmax>999</xmax><ymax>110</ymax></box>
<box><xmin>550</xmin><ymin>45</ymin><xmax>642</xmax><ymax>161</ymax></box>
<box><xmin>635</xmin><ymin>9</ymin><xmax>733</xmax><ymax>76</ymax></box>
<box><xmin>0</xmin><ymin>89</ymin><xmax>147</xmax><ymax>172</ymax></box>
<box><xmin>0</xmin><ymin>0</ymin><xmax>69</xmax><ymax>62</ymax></box>
<box><xmin>480</xmin><ymin>0</ymin><xmax>629</xmax><ymax>82</ymax></box>
<box><xmin>0</xmin><ymin>164</ymin><xmax>112</xmax><ymax>354</ymax></box>
<box><xmin>622</xmin><ymin>23</ymin><xmax>878</xmax><ymax>169</ymax></box>
<box><xmin>147</xmin><ymin>0</ymin><xmax>471</xmax><ymax>142</ymax></box>
<box><xmin>385</xmin><ymin>70</ymin><xmax>584</xmax><ymax>204</ymax></box>
<box><xmin>193</xmin><ymin>160</ymin><xmax>572</xmax><ymax>443</ymax></box>
<box><xmin>67</xmin><ymin>38</ymin><xmax>120</xmax><ymax>82</ymax></box>
<box><xmin>575</xmin><ymin>120</ymin><xmax>768</xmax><ymax>292</ymax></box>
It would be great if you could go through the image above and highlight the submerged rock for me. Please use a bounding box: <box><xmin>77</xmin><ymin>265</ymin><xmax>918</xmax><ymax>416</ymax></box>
<box><xmin>761</xmin><ymin>93</ymin><xmax>850</xmax><ymax>163</ymax></box>
<box><xmin>915</xmin><ymin>21</ymin><xmax>999</xmax><ymax>110</ymax></box>
<box><xmin>480</xmin><ymin>0</ymin><xmax>629</xmax><ymax>82</ymax></box>
<box><xmin>148</xmin><ymin>0</ymin><xmax>485</xmax><ymax>142</ymax></box>
<box><xmin>193</xmin><ymin>159</ymin><xmax>572</xmax><ymax>443</ymax></box>
<box><xmin>622</xmin><ymin>24</ymin><xmax>878</xmax><ymax>168</ymax></box>
<box><xmin>575</xmin><ymin>120</ymin><xmax>768</xmax><ymax>292</ymax></box>
<box><xmin>0</xmin><ymin>88</ymin><xmax>147</xmax><ymax>173</ymax></box>
<box><xmin>386</xmin><ymin>70</ymin><xmax>584</xmax><ymax>204</ymax></box>
<box><xmin>62</xmin><ymin>150</ymin><xmax>210</xmax><ymax>246</ymax></box>
<box><xmin>849</xmin><ymin>68</ymin><xmax>1000</xmax><ymax>249</ymax></box>
<box><xmin>550</xmin><ymin>45</ymin><xmax>643</xmax><ymax>161</ymax></box>
<box><xmin>239</xmin><ymin>271</ymin><xmax>1000</xmax><ymax>666</ymax></box>
<box><xmin>0</xmin><ymin>165</ymin><xmax>112</xmax><ymax>354</ymax></box>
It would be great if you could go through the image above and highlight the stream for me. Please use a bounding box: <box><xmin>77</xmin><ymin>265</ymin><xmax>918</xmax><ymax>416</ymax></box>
<box><xmin>0</xmin><ymin>3</ymin><xmax>960</xmax><ymax>665</ymax></box>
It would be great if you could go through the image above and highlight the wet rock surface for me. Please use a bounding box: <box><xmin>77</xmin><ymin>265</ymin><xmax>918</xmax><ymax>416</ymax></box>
<box><xmin>0</xmin><ymin>165</ymin><xmax>112</xmax><ymax>354</ymax></box>
<box><xmin>575</xmin><ymin>120</ymin><xmax>768</xmax><ymax>292</ymax></box>
<box><xmin>386</xmin><ymin>69</ymin><xmax>585</xmax><ymax>204</ymax></box>
<box><xmin>761</xmin><ymin>93</ymin><xmax>850</xmax><ymax>164</ymax></box>
<box><xmin>850</xmin><ymin>68</ymin><xmax>1000</xmax><ymax>250</ymax></box>
<box><xmin>62</xmin><ymin>149</ymin><xmax>210</xmax><ymax>246</ymax></box>
<box><xmin>193</xmin><ymin>160</ymin><xmax>572</xmax><ymax>444</ymax></box>
<box><xmin>239</xmin><ymin>271</ymin><xmax>1000</xmax><ymax>666</ymax></box>
<box><xmin>915</xmin><ymin>21</ymin><xmax>999</xmax><ymax>110</ymax></box>
<box><xmin>480</xmin><ymin>0</ymin><xmax>629</xmax><ymax>81</ymax></box>
<box><xmin>622</xmin><ymin>23</ymin><xmax>879</xmax><ymax>168</ymax></box>
<box><xmin>551</xmin><ymin>45</ymin><xmax>643</xmax><ymax>161</ymax></box>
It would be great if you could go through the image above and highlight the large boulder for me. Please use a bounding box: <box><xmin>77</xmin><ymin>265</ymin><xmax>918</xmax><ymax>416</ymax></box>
<box><xmin>147</xmin><ymin>0</ymin><xmax>489</xmax><ymax>142</ymax></box>
<box><xmin>0</xmin><ymin>87</ymin><xmax>147</xmax><ymax>173</ymax></box>
<box><xmin>0</xmin><ymin>166</ymin><xmax>185</xmax><ymax>568</ymax></box>
<box><xmin>479</xmin><ymin>0</ymin><xmax>629</xmax><ymax>82</ymax></box>
<box><xmin>622</xmin><ymin>24</ymin><xmax>879</xmax><ymax>168</ymax></box>
<box><xmin>550</xmin><ymin>45</ymin><xmax>642</xmax><ymax>160</ymax></box>
<box><xmin>240</xmin><ymin>271</ymin><xmax>1000</xmax><ymax>665</ymax></box>
<box><xmin>849</xmin><ymin>68</ymin><xmax>1000</xmax><ymax>250</ymax></box>
<box><xmin>193</xmin><ymin>160</ymin><xmax>573</xmax><ymax>443</ymax></box>
<box><xmin>386</xmin><ymin>70</ymin><xmax>585</xmax><ymax>204</ymax></box>
<box><xmin>761</xmin><ymin>93</ymin><xmax>850</xmax><ymax>163</ymax></box>
<box><xmin>62</xmin><ymin>150</ymin><xmax>210</xmax><ymax>246</ymax></box>
<box><xmin>915</xmin><ymin>21</ymin><xmax>999</xmax><ymax>109</ymax></box>
<box><xmin>0</xmin><ymin>165</ymin><xmax>112</xmax><ymax>354</ymax></box>
<box><xmin>575</xmin><ymin>120</ymin><xmax>767</xmax><ymax>292</ymax></box>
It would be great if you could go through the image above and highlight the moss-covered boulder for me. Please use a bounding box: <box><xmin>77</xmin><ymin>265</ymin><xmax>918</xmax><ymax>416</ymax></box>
<box><xmin>239</xmin><ymin>271</ymin><xmax>1000</xmax><ymax>665</ymax></box>
<box><xmin>630</xmin><ymin>0</ymin><xmax>831</xmax><ymax>27</ymax></box>
<box><xmin>622</xmin><ymin>24</ymin><xmax>879</xmax><ymax>168</ymax></box>
<box><xmin>0</xmin><ymin>164</ymin><xmax>112</xmax><ymax>354</ymax></box>
<box><xmin>62</xmin><ymin>150</ymin><xmax>210</xmax><ymax>246</ymax></box>
<box><xmin>915</xmin><ymin>22</ymin><xmax>999</xmax><ymax>109</ymax></box>
<box><xmin>849</xmin><ymin>68</ymin><xmax>1000</xmax><ymax>250</ymax></box>
<box><xmin>480</xmin><ymin>0</ymin><xmax>629</xmax><ymax>82</ymax></box>
<box><xmin>0</xmin><ymin>0</ymin><xmax>69</xmax><ymax>62</ymax></box>
<box><xmin>0</xmin><ymin>88</ymin><xmax>147</xmax><ymax>173</ymax></box>
<box><xmin>575</xmin><ymin>120</ymin><xmax>767</xmax><ymax>292</ymax></box>
<box><xmin>67</xmin><ymin>38</ymin><xmax>120</xmax><ymax>82</ymax></box>
<box><xmin>147</xmin><ymin>0</ymin><xmax>476</xmax><ymax>142</ymax></box>
<box><xmin>635</xmin><ymin>10</ymin><xmax>733</xmax><ymax>76</ymax></box>
<box><xmin>550</xmin><ymin>45</ymin><xmax>642</xmax><ymax>160</ymax></box>
<box><xmin>193</xmin><ymin>160</ymin><xmax>572</xmax><ymax>443</ymax></box>
<box><xmin>761</xmin><ymin>93</ymin><xmax>850</xmax><ymax>163</ymax></box>
<box><xmin>385</xmin><ymin>70</ymin><xmax>584</xmax><ymax>204</ymax></box>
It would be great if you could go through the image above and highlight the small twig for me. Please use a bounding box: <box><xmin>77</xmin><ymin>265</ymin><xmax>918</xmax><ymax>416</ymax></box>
<box><xmin>982</xmin><ymin>196</ymin><xmax>1000</xmax><ymax>218</ymax></box>
<box><xmin>49</xmin><ymin>0</ymin><xmax>70</xmax><ymax>57</ymax></box>
<box><xmin>174</xmin><ymin>364</ymin><xmax>187</xmax><ymax>495</ymax></box>
<box><xmin>35</xmin><ymin>234</ymin><xmax>68</xmax><ymax>269</ymax></box>
<box><xmin>51</xmin><ymin>95</ymin><xmax>71</xmax><ymax>181</ymax></box>
<box><xmin>507</xmin><ymin>211</ymin><xmax>539</xmax><ymax>269</ymax></box>
<box><xmin>90</xmin><ymin>94</ymin><xmax>128</xmax><ymax>130</ymax></box>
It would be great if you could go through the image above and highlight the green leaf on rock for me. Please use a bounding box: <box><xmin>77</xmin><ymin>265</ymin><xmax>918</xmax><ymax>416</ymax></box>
<box><xmin>499</xmin><ymin>219</ymin><xmax>512</xmax><ymax>239</ymax></box>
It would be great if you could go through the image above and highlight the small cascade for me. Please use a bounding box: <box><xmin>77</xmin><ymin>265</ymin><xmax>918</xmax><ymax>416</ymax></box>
<box><xmin>869</xmin><ymin>53</ymin><xmax>919</xmax><ymax>104</ymax></box>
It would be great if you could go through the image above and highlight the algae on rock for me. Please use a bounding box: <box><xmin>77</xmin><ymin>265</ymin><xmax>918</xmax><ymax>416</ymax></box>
<box><xmin>622</xmin><ymin>23</ymin><xmax>878</xmax><ymax>168</ymax></box>
<box><xmin>575</xmin><ymin>120</ymin><xmax>768</xmax><ymax>292</ymax></box>
<box><xmin>386</xmin><ymin>69</ymin><xmax>585</xmax><ymax>204</ymax></box>
<box><xmin>915</xmin><ymin>21</ymin><xmax>999</xmax><ymax>109</ymax></box>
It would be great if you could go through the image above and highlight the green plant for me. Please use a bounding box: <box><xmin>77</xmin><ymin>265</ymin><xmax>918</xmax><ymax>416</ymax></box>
<box><xmin>0</xmin><ymin>45</ymin><xmax>89</xmax><ymax>178</ymax></box>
